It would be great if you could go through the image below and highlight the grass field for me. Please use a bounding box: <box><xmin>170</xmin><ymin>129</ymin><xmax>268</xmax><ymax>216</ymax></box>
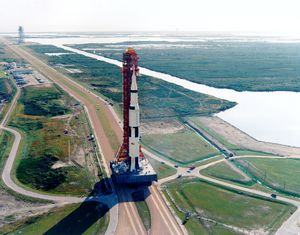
<box><xmin>2</xmin><ymin>202</ymin><xmax>109</xmax><ymax>235</ymax></box>
<box><xmin>201</xmin><ymin>161</ymin><xmax>253</xmax><ymax>185</ymax></box>
<box><xmin>187</xmin><ymin>117</ymin><xmax>276</xmax><ymax>157</ymax></box>
<box><xmin>147</xmin><ymin>157</ymin><xmax>176</xmax><ymax>179</ymax></box>
<box><xmin>186</xmin><ymin>117</ymin><xmax>239</xmax><ymax>150</ymax></box>
<box><xmin>132</xmin><ymin>191</ymin><xmax>151</xmax><ymax>231</ymax></box>
<box><xmin>0</xmin><ymin>131</ymin><xmax>14</xmax><ymax>174</ymax></box>
<box><xmin>0</xmin><ymin>64</ymin><xmax>13</xmax><ymax>100</ymax></box>
<box><xmin>142</xmin><ymin>127</ymin><xmax>219</xmax><ymax>164</ymax></box>
<box><xmin>20</xmin><ymin>86</ymin><xmax>69</xmax><ymax>117</ymax></box>
<box><xmin>237</xmin><ymin>158</ymin><xmax>300</xmax><ymax>196</ymax></box>
<box><xmin>26</xmin><ymin>44</ymin><xmax>236</xmax><ymax>120</ymax></box>
<box><xmin>163</xmin><ymin>178</ymin><xmax>295</xmax><ymax>234</ymax></box>
<box><xmin>76</xmin><ymin>41</ymin><xmax>300</xmax><ymax>92</ymax></box>
<box><xmin>9</xmin><ymin>85</ymin><xmax>94</xmax><ymax>196</ymax></box>
<box><xmin>0</xmin><ymin>43</ymin><xmax>24</xmax><ymax>64</ymax></box>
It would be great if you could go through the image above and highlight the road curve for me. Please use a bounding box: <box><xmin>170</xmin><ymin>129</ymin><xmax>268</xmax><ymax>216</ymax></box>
<box><xmin>0</xmin><ymin>44</ymin><xmax>118</xmax><ymax>234</ymax></box>
<box><xmin>0</xmin><ymin>38</ymin><xmax>152</xmax><ymax>235</ymax></box>
<box><xmin>155</xmin><ymin>153</ymin><xmax>300</xmax><ymax>234</ymax></box>
<box><xmin>0</xmin><ymin>87</ymin><xmax>83</xmax><ymax>203</ymax></box>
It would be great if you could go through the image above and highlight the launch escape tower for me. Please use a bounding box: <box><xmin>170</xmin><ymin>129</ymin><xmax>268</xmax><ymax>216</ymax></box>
<box><xmin>110</xmin><ymin>48</ymin><xmax>157</xmax><ymax>185</ymax></box>
<box><xmin>18</xmin><ymin>26</ymin><xmax>24</xmax><ymax>44</ymax></box>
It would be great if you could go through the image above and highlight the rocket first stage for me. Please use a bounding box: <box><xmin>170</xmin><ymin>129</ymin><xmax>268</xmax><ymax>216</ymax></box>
<box><xmin>110</xmin><ymin>48</ymin><xmax>157</xmax><ymax>185</ymax></box>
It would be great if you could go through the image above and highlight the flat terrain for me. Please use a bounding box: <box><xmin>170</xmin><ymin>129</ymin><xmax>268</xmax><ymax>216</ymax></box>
<box><xmin>163</xmin><ymin>178</ymin><xmax>296</xmax><ymax>234</ymax></box>
<box><xmin>27</xmin><ymin>44</ymin><xmax>236</xmax><ymax>120</ymax></box>
<box><xmin>237</xmin><ymin>158</ymin><xmax>300</xmax><ymax>196</ymax></box>
<box><xmin>142</xmin><ymin>127</ymin><xmax>219</xmax><ymax>164</ymax></box>
<box><xmin>189</xmin><ymin>116</ymin><xmax>300</xmax><ymax>156</ymax></box>
<box><xmin>9</xmin><ymin>85</ymin><xmax>95</xmax><ymax>196</ymax></box>
<box><xmin>3</xmin><ymin>202</ymin><xmax>109</xmax><ymax>235</ymax></box>
<box><xmin>147</xmin><ymin>157</ymin><xmax>176</xmax><ymax>179</ymax></box>
<box><xmin>132</xmin><ymin>190</ymin><xmax>151</xmax><ymax>232</ymax></box>
<box><xmin>0</xmin><ymin>131</ymin><xmax>49</xmax><ymax>230</ymax></box>
<box><xmin>201</xmin><ymin>161</ymin><xmax>252</xmax><ymax>184</ymax></box>
<box><xmin>75</xmin><ymin>41</ymin><xmax>300</xmax><ymax>92</ymax></box>
<box><xmin>4</xmin><ymin>39</ymin><xmax>184</xmax><ymax>235</ymax></box>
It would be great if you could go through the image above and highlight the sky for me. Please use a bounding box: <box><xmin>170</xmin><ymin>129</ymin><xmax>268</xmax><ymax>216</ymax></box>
<box><xmin>1</xmin><ymin>0</ymin><xmax>300</xmax><ymax>35</ymax></box>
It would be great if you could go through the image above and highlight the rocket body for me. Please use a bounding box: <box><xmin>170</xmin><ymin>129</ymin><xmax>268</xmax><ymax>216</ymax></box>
<box><xmin>111</xmin><ymin>48</ymin><xmax>158</xmax><ymax>184</ymax></box>
<box><xmin>129</xmin><ymin>71</ymin><xmax>140</xmax><ymax>171</ymax></box>
<box><xmin>115</xmin><ymin>48</ymin><xmax>142</xmax><ymax>172</ymax></box>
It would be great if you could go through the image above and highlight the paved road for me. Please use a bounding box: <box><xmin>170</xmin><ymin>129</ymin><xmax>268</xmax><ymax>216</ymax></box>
<box><xmin>2</xmin><ymin>39</ymin><xmax>184</xmax><ymax>235</ymax></box>
<box><xmin>0</xmin><ymin>38</ymin><xmax>120</xmax><ymax>235</ymax></box>
<box><xmin>0</xmin><ymin>86</ymin><xmax>81</xmax><ymax>203</ymax></box>
<box><xmin>44</xmin><ymin>41</ymin><xmax>300</xmax><ymax>234</ymax></box>
<box><xmin>155</xmin><ymin>153</ymin><xmax>300</xmax><ymax>234</ymax></box>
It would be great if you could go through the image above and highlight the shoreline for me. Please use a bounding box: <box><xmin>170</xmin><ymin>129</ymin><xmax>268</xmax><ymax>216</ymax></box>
<box><xmin>24</xmin><ymin>37</ymin><xmax>300</xmax><ymax>149</ymax></box>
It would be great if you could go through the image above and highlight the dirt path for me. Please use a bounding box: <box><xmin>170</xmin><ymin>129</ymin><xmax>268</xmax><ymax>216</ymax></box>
<box><xmin>224</xmin><ymin>160</ymin><xmax>251</xmax><ymax>181</ymax></box>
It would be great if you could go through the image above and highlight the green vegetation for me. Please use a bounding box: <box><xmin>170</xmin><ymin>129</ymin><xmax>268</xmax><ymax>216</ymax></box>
<box><xmin>186</xmin><ymin>117</ymin><xmax>239</xmax><ymax>150</ymax></box>
<box><xmin>0</xmin><ymin>43</ymin><xmax>24</xmax><ymax>63</ymax></box>
<box><xmin>142</xmin><ymin>127</ymin><xmax>219</xmax><ymax>164</ymax></box>
<box><xmin>147</xmin><ymin>157</ymin><xmax>176</xmax><ymax>179</ymax></box>
<box><xmin>163</xmin><ymin>178</ymin><xmax>296</xmax><ymax>234</ymax></box>
<box><xmin>27</xmin><ymin>44</ymin><xmax>236</xmax><ymax>120</ymax></box>
<box><xmin>132</xmin><ymin>191</ymin><xmax>151</xmax><ymax>231</ymax></box>
<box><xmin>234</xmin><ymin>150</ymin><xmax>276</xmax><ymax>156</ymax></box>
<box><xmin>76</xmin><ymin>41</ymin><xmax>300</xmax><ymax>92</ymax></box>
<box><xmin>0</xmin><ymin>131</ymin><xmax>14</xmax><ymax>173</ymax></box>
<box><xmin>187</xmin><ymin>117</ymin><xmax>276</xmax><ymax>157</ymax></box>
<box><xmin>9</xmin><ymin>85</ymin><xmax>93</xmax><ymax>196</ymax></box>
<box><xmin>236</xmin><ymin>158</ymin><xmax>300</xmax><ymax>196</ymax></box>
<box><xmin>0</xmin><ymin>67</ymin><xmax>9</xmax><ymax>99</ymax></box>
<box><xmin>20</xmin><ymin>86</ymin><xmax>69</xmax><ymax>117</ymax></box>
<box><xmin>0</xmin><ymin>64</ymin><xmax>16</xmax><ymax>122</ymax></box>
<box><xmin>201</xmin><ymin>161</ymin><xmax>253</xmax><ymax>185</ymax></box>
<box><xmin>0</xmin><ymin>64</ymin><xmax>14</xmax><ymax>100</ymax></box>
<box><xmin>16</xmin><ymin>154</ymin><xmax>66</xmax><ymax>190</ymax></box>
<box><xmin>2</xmin><ymin>202</ymin><xmax>109</xmax><ymax>235</ymax></box>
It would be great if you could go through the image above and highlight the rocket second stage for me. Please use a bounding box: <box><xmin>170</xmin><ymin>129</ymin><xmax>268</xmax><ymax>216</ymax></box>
<box><xmin>129</xmin><ymin>72</ymin><xmax>140</xmax><ymax>171</ymax></box>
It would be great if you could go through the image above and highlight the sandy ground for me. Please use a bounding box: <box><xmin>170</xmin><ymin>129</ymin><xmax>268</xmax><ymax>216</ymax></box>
<box><xmin>141</xmin><ymin>119</ymin><xmax>185</xmax><ymax>135</ymax></box>
<box><xmin>197</xmin><ymin>116</ymin><xmax>300</xmax><ymax>157</ymax></box>
<box><xmin>0</xmin><ymin>189</ymin><xmax>49</xmax><ymax>227</ymax></box>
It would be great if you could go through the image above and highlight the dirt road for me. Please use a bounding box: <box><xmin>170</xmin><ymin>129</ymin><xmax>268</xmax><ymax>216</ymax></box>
<box><xmin>2</xmin><ymin>38</ymin><xmax>183</xmax><ymax>235</ymax></box>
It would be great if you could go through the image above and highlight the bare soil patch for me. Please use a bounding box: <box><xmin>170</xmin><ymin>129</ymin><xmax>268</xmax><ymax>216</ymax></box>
<box><xmin>0</xmin><ymin>189</ymin><xmax>49</xmax><ymax>228</ymax></box>
<box><xmin>198</xmin><ymin>116</ymin><xmax>300</xmax><ymax>156</ymax></box>
<box><xmin>141</xmin><ymin>119</ymin><xmax>184</xmax><ymax>135</ymax></box>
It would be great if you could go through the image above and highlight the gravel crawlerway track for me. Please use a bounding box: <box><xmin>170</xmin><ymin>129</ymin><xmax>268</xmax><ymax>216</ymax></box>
<box><xmin>2</xmin><ymin>38</ymin><xmax>184</xmax><ymax>235</ymax></box>
<box><xmin>0</xmin><ymin>48</ymin><xmax>118</xmax><ymax>235</ymax></box>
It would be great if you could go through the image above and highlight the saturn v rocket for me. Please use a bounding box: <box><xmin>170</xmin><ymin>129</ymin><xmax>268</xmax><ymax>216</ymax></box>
<box><xmin>128</xmin><ymin>68</ymin><xmax>140</xmax><ymax>171</ymax></box>
<box><xmin>111</xmin><ymin>48</ymin><xmax>157</xmax><ymax>184</ymax></box>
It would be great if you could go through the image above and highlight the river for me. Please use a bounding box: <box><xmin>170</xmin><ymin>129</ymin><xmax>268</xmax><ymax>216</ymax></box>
<box><xmin>26</xmin><ymin>35</ymin><xmax>300</xmax><ymax>148</ymax></box>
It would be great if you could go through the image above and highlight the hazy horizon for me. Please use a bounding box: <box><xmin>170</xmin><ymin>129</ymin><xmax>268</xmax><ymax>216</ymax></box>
<box><xmin>2</xmin><ymin>0</ymin><xmax>300</xmax><ymax>36</ymax></box>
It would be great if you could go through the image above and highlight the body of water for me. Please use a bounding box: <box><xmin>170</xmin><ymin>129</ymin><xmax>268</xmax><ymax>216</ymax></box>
<box><xmin>26</xmin><ymin>35</ymin><xmax>300</xmax><ymax>148</ymax></box>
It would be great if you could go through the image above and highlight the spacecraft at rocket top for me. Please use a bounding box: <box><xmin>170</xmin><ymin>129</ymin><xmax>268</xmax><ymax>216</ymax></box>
<box><xmin>110</xmin><ymin>48</ymin><xmax>157</xmax><ymax>185</ymax></box>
